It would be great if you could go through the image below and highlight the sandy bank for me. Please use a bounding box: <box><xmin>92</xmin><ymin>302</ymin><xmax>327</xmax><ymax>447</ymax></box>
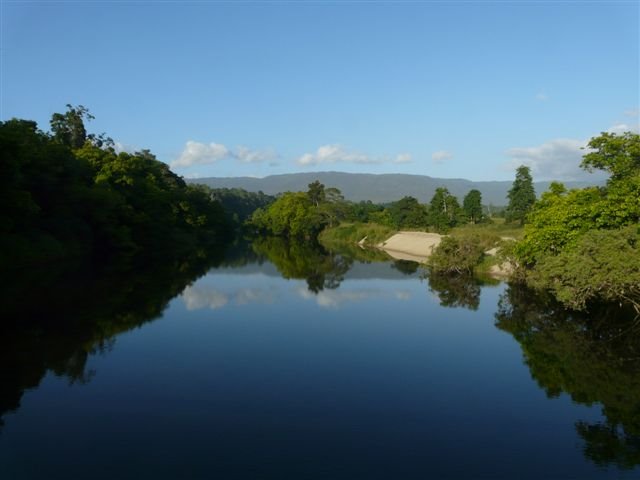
<box><xmin>378</xmin><ymin>231</ymin><xmax>443</xmax><ymax>263</ymax></box>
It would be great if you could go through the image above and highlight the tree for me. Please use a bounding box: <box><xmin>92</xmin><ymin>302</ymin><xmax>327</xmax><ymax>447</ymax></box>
<box><xmin>1</xmin><ymin>108</ymin><xmax>232</xmax><ymax>265</ymax></box>
<box><xmin>307</xmin><ymin>180</ymin><xmax>326</xmax><ymax>207</ymax></box>
<box><xmin>318</xmin><ymin>187</ymin><xmax>348</xmax><ymax>227</ymax></box>
<box><xmin>462</xmin><ymin>189</ymin><xmax>483</xmax><ymax>224</ymax></box>
<box><xmin>50</xmin><ymin>104</ymin><xmax>94</xmax><ymax>149</ymax></box>
<box><xmin>387</xmin><ymin>196</ymin><xmax>427</xmax><ymax>229</ymax></box>
<box><xmin>581</xmin><ymin>131</ymin><xmax>640</xmax><ymax>181</ymax></box>
<box><xmin>505</xmin><ymin>165</ymin><xmax>536</xmax><ymax>225</ymax></box>
<box><xmin>513</xmin><ymin>132</ymin><xmax>640</xmax><ymax>309</ymax></box>
<box><xmin>249</xmin><ymin>192</ymin><xmax>321</xmax><ymax>238</ymax></box>
<box><xmin>528</xmin><ymin>226</ymin><xmax>640</xmax><ymax>311</ymax></box>
<box><xmin>427</xmin><ymin>187</ymin><xmax>461</xmax><ymax>232</ymax></box>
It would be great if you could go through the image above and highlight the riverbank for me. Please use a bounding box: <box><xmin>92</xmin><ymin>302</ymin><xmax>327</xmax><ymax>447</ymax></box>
<box><xmin>377</xmin><ymin>231</ymin><xmax>443</xmax><ymax>262</ymax></box>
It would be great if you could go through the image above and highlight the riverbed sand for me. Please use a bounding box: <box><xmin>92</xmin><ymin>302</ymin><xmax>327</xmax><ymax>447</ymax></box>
<box><xmin>378</xmin><ymin>231</ymin><xmax>443</xmax><ymax>263</ymax></box>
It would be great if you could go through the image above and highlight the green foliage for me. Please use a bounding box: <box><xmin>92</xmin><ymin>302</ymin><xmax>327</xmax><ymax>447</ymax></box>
<box><xmin>462</xmin><ymin>189</ymin><xmax>484</xmax><ymax>224</ymax></box>
<box><xmin>248</xmin><ymin>182</ymin><xmax>349</xmax><ymax>239</ymax></box>
<box><xmin>512</xmin><ymin>132</ymin><xmax>640</xmax><ymax>309</ymax></box>
<box><xmin>515</xmin><ymin>185</ymin><xmax>603</xmax><ymax>265</ymax></box>
<box><xmin>427</xmin><ymin>187</ymin><xmax>461</xmax><ymax>232</ymax></box>
<box><xmin>428</xmin><ymin>236</ymin><xmax>483</xmax><ymax>275</ymax></box>
<box><xmin>505</xmin><ymin>165</ymin><xmax>536</xmax><ymax>225</ymax></box>
<box><xmin>307</xmin><ymin>180</ymin><xmax>326</xmax><ymax>206</ymax></box>
<box><xmin>450</xmin><ymin>218</ymin><xmax>523</xmax><ymax>241</ymax></box>
<box><xmin>0</xmin><ymin>109</ymin><xmax>231</xmax><ymax>267</ymax></box>
<box><xmin>582</xmin><ymin>131</ymin><xmax>640</xmax><ymax>181</ymax></box>
<box><xmin>50</xmin><ymin>104</ymin><xmax>92</xmax><ymax>148</ymax></box>
<box><xmin>344</xmin><ymin>200</ymin><xmax>385</xmax><ymax>223</ymax></box>
<box><xmin>387</xmin><ymin>196</ymin><xmax>428</xmax><ymax>229</ymax></box>
<box><xmin>318</xmin><ymin>222</ymin><xmax>396</xmax><ymax>247</ymax></box>
<box><xmin>204</xmin><ymin>187</ymin><xmax>274</xmax><ymax>227</ymax></box>
<box><xmin>528</xmin><ymin>226</ymin><xmax>640</xmax><ymax>311</ymax></box>
<box><xmin>249</xmin><ymin>192</ymin><xmax>321</xmax><ymax>238</ymax></box>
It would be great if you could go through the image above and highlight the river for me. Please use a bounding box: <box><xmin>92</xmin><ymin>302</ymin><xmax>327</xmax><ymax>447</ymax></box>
<box><xmin>1</xmin><ymin>239</ymin><xmax>638</xmax><ymax>479</ymax></box>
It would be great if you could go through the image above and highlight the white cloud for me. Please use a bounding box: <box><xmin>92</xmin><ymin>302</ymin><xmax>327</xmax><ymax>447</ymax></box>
<box><xmin>504</xmin><ymin>119</ymin><xmax>640</xmax><ymax>181</ymax></box>
<box><xmin>296</xmin><ymin>144</ymin><xmax>377</xmax><ymax>166</ymax></box>
<box><xmin>607</xmin><ymin>123</ymin><xmax>639</xmax><ymax>135</ymax></box>
<box><xmin>233</xmin><ymin>146</ymin><xmax>278</xmax><ymax>163</ymax></box>
<box><xmin>624</xmin><ymin>108</ymin><xmax>639</xmax><ymax>117</ymax></box>
<box><xmin>172</xmin><ymin>141</ymin><xmax>279</xmax><ymax>168</ymax></box>
<box><xmin>431</xmin><ymin>150</ymin><xmax>453</xmax><ymax>164</ymax></box>
<box><xmin>393</xmin><ymin>153</ymin><xmax>413</xmax><ymax>164</ymax></box>
<box><xmin>172</xmin><ymin>140</ymin><xmax>229</xmax><ymax>168</ymax></box>
<box><xmin>535</xmin><ymin>92</ymin><xmax>549</xmax><ymax>102</ymax></box>
<box><xmin>113</xmin><ymin>141</ymin><xmax>136</xmax><ymax>154</ymax></box>
<box><xmin>505</xmin><ymin>138</ymin><xmax>597</xmax><ymax>181</ymax></box>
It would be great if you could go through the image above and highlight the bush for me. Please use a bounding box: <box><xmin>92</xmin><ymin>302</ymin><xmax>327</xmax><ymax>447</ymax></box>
<box><xmin>428</xmin><ymin>235</ymin><xmax>485</xmax><ymax>274</ymax></box>
<box><xmin>529</xmin><ymin>225</ymin><xmax>640</xmax><ymax>311</ymax></box>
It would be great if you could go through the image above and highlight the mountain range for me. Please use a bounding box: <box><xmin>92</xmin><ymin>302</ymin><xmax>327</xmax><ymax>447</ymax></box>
<box><xmin>190</xmin><ymin>171</ymin><xmax>601</xmax><ymax>205</ymax></box>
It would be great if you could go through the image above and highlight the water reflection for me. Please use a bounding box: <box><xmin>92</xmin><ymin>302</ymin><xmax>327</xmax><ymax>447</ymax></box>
<box><xmin>0</xmin><ymin>250</ymin><xmax>224</xmax><ymax>429</ymax></box>
<box><xmin>297</xmin><ymin>286</ymin><xmax>412</xmax><ymax>309</ymax></box>
<box><xmin>495</xmin><ymin>284</ymin><xmax>640</xmax><ymax>469</ymax></box>
<box><xmin>251</xmin><ymin>237</ymin><xmax>353</xmax><ymax>292</ymax></box>
<box><xmin>182</xmin><ymin>284</ymin><xmax>278</xmax><ymax>310</ymax></box>
<box><xmin>1</xmin><ymin>240</ymin><xmax>638</xmax><ymax>474</ymax></box>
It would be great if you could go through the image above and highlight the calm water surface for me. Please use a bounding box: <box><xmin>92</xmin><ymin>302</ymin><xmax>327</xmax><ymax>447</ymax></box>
<box><xmin>1</xmin><ymin>241</ymin><xmax>638</xmax><ymax>479</ymax></box>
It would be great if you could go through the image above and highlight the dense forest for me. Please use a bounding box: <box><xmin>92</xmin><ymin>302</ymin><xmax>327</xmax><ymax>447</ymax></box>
<box><xmin>1</xmin><ymin>106</ymin><xmax>239</xmax><ymax>267</ymax></box>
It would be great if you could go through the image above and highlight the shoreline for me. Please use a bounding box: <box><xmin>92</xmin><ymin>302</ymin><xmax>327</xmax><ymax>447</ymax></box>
<box><xmin>377</xmin><ymin>231</ymin><xmax>443</xmax><ymax>263</ymax></box>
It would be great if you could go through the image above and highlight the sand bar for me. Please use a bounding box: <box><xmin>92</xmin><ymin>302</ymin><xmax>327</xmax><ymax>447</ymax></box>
<box><xmin>378</xmin><ymin>231</ymin><xmax>443</xmax><ymax>263</ymax></box>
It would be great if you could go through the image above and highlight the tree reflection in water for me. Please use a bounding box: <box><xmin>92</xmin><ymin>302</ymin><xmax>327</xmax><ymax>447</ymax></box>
<box><xmin>495</xmin><ymin>284</ymin><xmax>640</xmax><ymax>469</ymax></box>
<box><xmin>424</xmin><ymin>271</ymin><xmax>493</xmax><ymax>310</ymax></box>
<box><xmin>3</xmin><ymin>239</ymin><xmax>639</xmax><ymax>473</ymax></box>
<box><xmin>0</xmin><ymin>249</ymin><xmax>225</xmax><ymax>430</ymax></box>
<box><xmin>251</xmin><ymin>237</ymin><xmax>353</xmax><ymax>293</ymax></box>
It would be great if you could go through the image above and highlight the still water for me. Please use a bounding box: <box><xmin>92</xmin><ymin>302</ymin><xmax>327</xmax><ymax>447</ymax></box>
<box><xmin>1</xmin><ymin>240</ymin><xmax>638</xmax><ymax>479</ymax></box>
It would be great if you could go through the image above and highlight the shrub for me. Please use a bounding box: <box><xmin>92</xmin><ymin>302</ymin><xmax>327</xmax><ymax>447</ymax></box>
<box><xmin>428</xmin><ymin>235</ymin><xmax>485</xmax><ymax>274</ymax></box>
<box><xmin>529</xmin><ymin>225</ymin><xmax>640</xmax><ymax>311</ymax></box>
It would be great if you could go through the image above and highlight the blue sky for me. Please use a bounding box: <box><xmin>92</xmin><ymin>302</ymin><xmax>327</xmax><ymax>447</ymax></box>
<box><xmin>2</xmin><ymin>1</ymin><xmax>638</xmax><ymax>181</ymax></box>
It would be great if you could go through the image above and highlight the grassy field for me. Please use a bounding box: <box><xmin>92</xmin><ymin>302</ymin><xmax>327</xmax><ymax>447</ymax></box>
<box><xmin>318</xmin><ymin>222</ymin><xmax>397</xmax><ymax>247</ymax></box>
<box><xmin>450</xmin><ymin>218</ymin><xmax>524</xmax><ymax>240</ymax></box>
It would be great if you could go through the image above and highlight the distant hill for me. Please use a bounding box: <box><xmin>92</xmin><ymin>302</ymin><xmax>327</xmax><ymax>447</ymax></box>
<box><xmin>189</xmin><ymin>171</ymin><xmax>601</xmax><ymax>205</ymax></box>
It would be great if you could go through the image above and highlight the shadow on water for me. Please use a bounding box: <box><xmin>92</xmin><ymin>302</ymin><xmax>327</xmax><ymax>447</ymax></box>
<box><xmin>495</xmin><ymin>284</ymin><xmax>640</xmax><ymax>469</ymax></box>
<box><xmin>0</xmin><ymin>247</ymin><xmax>227</xmax><ymax>430</ymax></box>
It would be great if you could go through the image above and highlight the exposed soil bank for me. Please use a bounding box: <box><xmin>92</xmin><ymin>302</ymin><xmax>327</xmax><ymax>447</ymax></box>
<box><xmin>377</xmin><ymin>231</ymin><xmax>443</xmax><ymax>263</ymax></box>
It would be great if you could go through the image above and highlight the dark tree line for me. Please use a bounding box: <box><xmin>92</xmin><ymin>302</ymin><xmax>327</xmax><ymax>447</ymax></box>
<box><xmin>0</xmin><ymin>106</ymin><xmax>233</xmax><ymax>266</ymax></box>
<box><xmin>248</xmin><ymin>180</ymin><xmax>492</xmax><ymax>239</ymax></box>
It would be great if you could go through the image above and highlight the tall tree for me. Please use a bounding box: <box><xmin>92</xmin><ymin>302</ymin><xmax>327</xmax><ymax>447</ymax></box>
<box><xmin>50</xmin><ymin>104</ymin><xmax>93</xmax><ymax>149</ymax></box>
<box><xmin>427</xmin><ymin>187</ymin><xmax>461</xmax><ymax>232</ymax></box>
<box><xmin>462</xmin><ymin>189</ymin><xmax>483</xmax><ymax>224</ymax></box>
<box><xmin>505</xmin><ymin>165</ymin><xmax>535</xmax><ymax>225</ymax></box>
<box><xmin>307</xmin><ymin>180</ymin><xmax>326</xmax><ymax>207</ymax></box>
